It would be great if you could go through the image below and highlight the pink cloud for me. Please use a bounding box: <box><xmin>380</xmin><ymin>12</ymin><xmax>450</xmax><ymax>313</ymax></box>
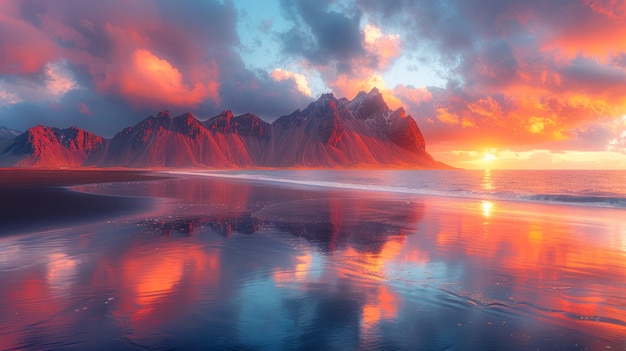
<box><xmin>312</xmin><ymin>24</ymin><xmax>405</xmax><ymax>107</ymax></box>
<box><xmin>77</xmin><ymin>102</ymin><xmax>91</xmax><ymax>115</ymax></box>
<box><xmin>270</xmin><ymin>69</ymin><xmax>312</xmax><ymax>96</ymax></box>
<box><xmin>0</xmin><ymin>12</ymin><xmax>57</xmax><ymax>74</ymax></box>
<box><xmin>363</xmin><ymin>24</ymin><xmax>402</xmax><ymax>69</ymax></box>
<box><xmin>97</xmin><ymin>48</ymin><xmax>220</xmax><ymax>107</ymax></box>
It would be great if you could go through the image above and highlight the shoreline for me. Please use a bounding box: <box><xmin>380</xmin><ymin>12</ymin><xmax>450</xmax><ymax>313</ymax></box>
<box><xmin>0</xmin><ymin>169</ymin><xmax>625</xmax><ymax>350</ymax></box>
<box><xmin>0</xmin><ymin>169</ymin><xmax>170</xmax><ymax>236</ymax></box>
<box><xmin>164</xmin><ymin>169</ymin><xmax>626</xmax><ymax>210</ymax></box>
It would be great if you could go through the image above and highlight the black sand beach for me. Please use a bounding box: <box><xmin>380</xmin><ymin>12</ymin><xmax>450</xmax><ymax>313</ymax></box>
<box><xmin>0</xmin><ymin>170</ymin><xmax>167</xmax><ymax>235</ymax></box>
<box><xmin>1</xmin><ymin>170</ymin><xmax>625</xmax><ymax>350</ymax></box>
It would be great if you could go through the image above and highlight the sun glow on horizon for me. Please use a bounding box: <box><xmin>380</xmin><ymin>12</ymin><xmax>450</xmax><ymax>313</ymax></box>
<box><xmin>482</xmin><ymin>153</ymin><xmax>497</xmax><ymax>163</ymax></box>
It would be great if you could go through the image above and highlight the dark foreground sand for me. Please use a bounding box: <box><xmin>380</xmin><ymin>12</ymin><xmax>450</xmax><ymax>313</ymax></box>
<box><xmin>0</xmin><ymin>169</ymin><xmax>167</xmax><ymax>235</ymax></box>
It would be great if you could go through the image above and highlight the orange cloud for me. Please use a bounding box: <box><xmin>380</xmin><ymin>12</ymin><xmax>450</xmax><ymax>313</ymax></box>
<box><xmin>332</xmin><ymin>73</ymin><xmax>385</xmax><ymax>100</ymax></box>
<box><xmin>583</xmin><ymin>0</ymin><xmax>626</xmax><ymax>22</ymax></box>
<box><xmin>363</xmin><ymin>24</ymin><xmax>402</xmax><ymax>68</ymax></box>
<box><xmin>435</xmin><ymin>107</ymin><xmax>460</xmax><ymax>125</ymax></box>
<box><xmin>270</xmin><ymin>68</ymin><xmax>312</xmax><ymax>96</ymax></box>
<box><xmin>394</xmin><ymin>85</ymin><xmax>433</xmax><ymax>105</ymax></box>
<box><xmin>314</xmin><ymin>24</ymin><xmax>404</xmax><ymax>108</ymax></box>
<box><xmin>541</xmin><ymin>6</ymin><xmax>626</xmax><ymax>59</ymax></box>
<box><xmin>331</xmin><ymin>74</ymin><xmax>403</xmax><ymax>110</ymax></box>
<box><xmin>99</xmin><ymin>48</ymin><xmax>220</xmax><ymax>107</ymax></box>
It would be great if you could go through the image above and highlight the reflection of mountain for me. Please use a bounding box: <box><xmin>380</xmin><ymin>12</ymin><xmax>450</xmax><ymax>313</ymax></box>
<box><xmin>2</xmin><ymin>175</ymin><xmax>624</xmax><ymax>350</ymax></box>
<box><xmin>0</xmin><ymin>89</ymin><xmax>449</xmax><ymax>168</ymax></box>
<box><xmin>117</xmin><ymin>176</ymin><xmax>425</xmax><ymax>252</ymax></box>
<box><xmin>139</xmin><ymin>214</ymin><xmax>260</xmax><ymax>237</ymax></box>
<box><xmin>254</xmin><ymin>198</ymin><xmax>424</xmax><ymax>252</ymax></box>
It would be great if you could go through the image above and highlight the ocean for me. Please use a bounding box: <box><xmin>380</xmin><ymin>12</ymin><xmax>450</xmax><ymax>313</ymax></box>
<box><xmin>1</xmin><ymin>169</ymin><xmax>625</xmax><ymax>350</ymax></box>
<box><xmin>174</xmin><ymin>169</ymin><xmax>626</xmax><ymax>208</ymax></box>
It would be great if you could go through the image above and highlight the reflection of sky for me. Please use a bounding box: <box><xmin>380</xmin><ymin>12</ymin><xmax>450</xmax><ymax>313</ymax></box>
<box><xmin>46</xmin><ymin>253</ymin><xmax>78</xmax><ymax>295</ymax></box>
<box><xmin>2</xmin><ymin>177</ymin><xmax>626</xmax><ymax>350</ymax></box>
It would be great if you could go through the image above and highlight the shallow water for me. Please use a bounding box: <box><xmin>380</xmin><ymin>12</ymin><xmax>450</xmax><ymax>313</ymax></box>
<box><xmin>1</xmin><ymin>174</ymin><xmax>626</xmax><ymax>350</ymax></box>
<box><xmin>174</xmin><ymin>169</ymin><xmax>626</xmax><ymax>208</ymax></box>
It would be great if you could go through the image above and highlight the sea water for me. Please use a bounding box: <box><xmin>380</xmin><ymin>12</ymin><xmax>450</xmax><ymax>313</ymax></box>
<box><xmin>0</xmin><ymin>170</ymin><xmax>625</xmax><ymax>350</ymax></box>
<box><xmin>174</xmin><ymin>169</ymin><xmax>626</xmax><ymax>208</ymax></box>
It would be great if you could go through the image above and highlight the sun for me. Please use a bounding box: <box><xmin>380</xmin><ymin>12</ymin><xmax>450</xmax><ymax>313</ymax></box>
<box><xmin>483</xmin><ymin>153</ymin><xmax>497</xmax><ymax>162</ymax></box>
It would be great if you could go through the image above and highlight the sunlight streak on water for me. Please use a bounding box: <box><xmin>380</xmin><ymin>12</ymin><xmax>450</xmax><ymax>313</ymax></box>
<box><xmin>481</xmin><ymin>200</ymin><xmax>494</xmax><ymax>219</ymax></box>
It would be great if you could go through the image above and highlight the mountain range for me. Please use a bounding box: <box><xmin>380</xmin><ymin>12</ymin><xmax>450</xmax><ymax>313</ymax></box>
<box><xmin>0</xmin><ymin>88</ymin><xmax>448</xmax><ymax>169</ymax></box>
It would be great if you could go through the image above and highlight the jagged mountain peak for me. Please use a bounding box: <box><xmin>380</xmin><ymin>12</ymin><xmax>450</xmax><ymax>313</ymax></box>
<box><xmin>157</xmin><ymin>110</ymin><xmax>171</xmax><ymax>119</ymax></box>
<box><xmin>318</xmin><ymin>92</ymin><xmax>336</xmax><ymax>101</ymax></box>
<box><xmin>0</xmin><ymin>92</ymin><xmax>448</xmax><ymax>169</ymax></box>
<box><xmin>0</xmin><ymin>126</ymin><xmax>21</xmax><ymax>138</ymax></box>
<box><xmin>172</xmin><ymin>112</ymin><xmax>199</xmax><ymax>124</ymax></box>
<box><xmin>0</xmin><ymin>124</ymin><xmax>104</xmax><ymax>167</ymax></box>
<box><xmin>348</xmin><ymin>87</ymin><xmax>389</xmax><ymax>121</ymax></box>
<box><xmin>204</xmin><ymin>111</ymin><xmax>270</xmax><ymax>138</ymax></box>
<box><xmin>301</xmin><ymin>91</ymin><xmax>352</xmax><ymax>120</ymax></box>
<box><xmin>390</xmin><ymin>107</ymin><xmax>406</xmax><ymax>119</ymax></box>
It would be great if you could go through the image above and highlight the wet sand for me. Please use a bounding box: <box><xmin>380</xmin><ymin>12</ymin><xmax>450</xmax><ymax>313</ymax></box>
<box><xmin>0</xmin><ymin>169</ymin><xmax>168</xmax><ymax>235</ymax></box>
<box><xmin>1</xmin><ymin>172</ymin><xmax>625</xmax><ymax>350</ymax></box>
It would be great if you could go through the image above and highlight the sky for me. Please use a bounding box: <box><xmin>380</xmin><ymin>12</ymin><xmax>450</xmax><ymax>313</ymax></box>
<box><xmin>1</xmin><ymin>0</ymin><xmax>626</xmax><ymax>169</ymax></box>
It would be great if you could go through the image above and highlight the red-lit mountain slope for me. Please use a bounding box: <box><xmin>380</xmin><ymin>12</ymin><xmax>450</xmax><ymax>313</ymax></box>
<box><xmin>0</xmin><ymin>89</ymin><xmax>448</xmax><ymax>169</ymax></box>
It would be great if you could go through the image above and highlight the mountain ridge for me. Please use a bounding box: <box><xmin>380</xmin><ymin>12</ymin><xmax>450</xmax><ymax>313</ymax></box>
<box><xmin>0</xmin><ymin>89</ymin><xmax>450</xmax><ymax>169</ymax></box>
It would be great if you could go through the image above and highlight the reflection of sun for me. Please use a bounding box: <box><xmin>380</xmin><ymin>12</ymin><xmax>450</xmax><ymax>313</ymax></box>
<box><xmin>481</xmin><ymin>200</ymin><xmax>494</xmax><ymax>219</ymax></box>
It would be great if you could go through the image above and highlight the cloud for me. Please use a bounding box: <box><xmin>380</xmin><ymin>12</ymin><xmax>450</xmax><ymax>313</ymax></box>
<box><xmin>0</xmin><ymin>0</ymin><xmax>312</xmax><ymax>136</ymax></box>
<box><xmin>278</xmin><ymin>1</ymin><xmax>404</xmax><ymax>102</ymax></box>
<box><xmin>44</xmin><ymin>62</ymin><xmax>77</xmax><ymax>99</ymax></box>
<box><xmin>279</xmin><ymin>0</ymin><xmax>364</xmax><ymax>72</ymax></box>
<box><xmin>77</xmin><ymin>102</ymin><xmax>91</xmax><ymax>115</ymax></box>
<box><xmin>1</xmin><ymin>0</ymin><xmax>625</xmax><ymax>165</ymax></box>
<box><xmin>270</xmin><ymin>68</ymin><xmax>312</xmax><ymax>96</ymax></box>
<box><xmin>98</xmin><ymin>48</ymin><xmax>221</xmax><ymax>107</ymax></box>
<box><xmin>433</xmin><ymin>148</ymin><xmax>626</xmax><ymax>169</ymax></box>
<box><xmin>345</xmin><ymin>0</ymin><xmax>626</xmax><ymax>155</ymax></box>
<box><xmin>0</xmin><ymin>6</ymin><xmax>58</xmax><ymax>74</ymax></box>
<box><xmin>362</xmin><ymin>24</ymin><xmax>402</xmax><ymax>69</ymax></box>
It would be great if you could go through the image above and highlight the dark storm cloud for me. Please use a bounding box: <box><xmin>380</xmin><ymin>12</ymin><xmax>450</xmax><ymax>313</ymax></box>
<box><xmin>556</xmin><ymin>57</ymin><xmax>626</xmax><ymax>96</ymax></box>
<box><xmin>0</xmin><ymin>0</ymin><xmax>311</xmax><ymax>137</ymax></box>
<box><xmin>279</xmin><ymin>0</ymin><xmax>364</xmax><ymax>72</ymax></box>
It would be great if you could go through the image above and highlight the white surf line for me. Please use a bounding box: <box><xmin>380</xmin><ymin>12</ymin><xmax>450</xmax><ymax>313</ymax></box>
<box><xmin>162</xmin><ymin>170</ymin><xmax>626</xmax><ymax>210</ymax></box>
<box><xmin>162</xmin><ymin>170</ymin><xmax>464</xmax><ymax>199</ymax></box>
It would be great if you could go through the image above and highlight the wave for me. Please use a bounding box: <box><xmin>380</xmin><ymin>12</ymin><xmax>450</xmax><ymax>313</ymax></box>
<box><xmin>167</xmin><ymin>171</ymin><xmax>626</xmax><ymax>209</ymax></box>
<box><xmin>521</xmin><ymin>194</ymin><xmax>626</xmax><ymax>208</ymax></box>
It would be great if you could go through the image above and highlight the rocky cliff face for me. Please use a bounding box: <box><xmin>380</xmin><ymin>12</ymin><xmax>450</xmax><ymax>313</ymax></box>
<box><xmin>0</xmin><ymin>89</ymin><xmax>448</xmax><ymax>169</ymax></box>
<box><xmin>0</xmin><ymin>126</ymin><xmax>21</xmax><ymax>155</ymax></box>
<box><xmin>0</xmin><ymin>126</ymin><xmax>104</xmax><ymax>167</ymax></box>
<box><xmin>0</xmin><ymin>126</ymin><xmax>21</xmax><ymax>140</ymax></box>
<box><xmin>204</xmin><ymin>111</ymin><xmax>270</xmax><ymax>138</ymax></box>
<box><xmin>94</xmin><ymin>111</ymin><xmax>256</xmax><ymax>167</ymax></box>
<box><xmin>267</xmin><ymin>89</ymin><xmax>438</xmax><ymax>167</ymax></box>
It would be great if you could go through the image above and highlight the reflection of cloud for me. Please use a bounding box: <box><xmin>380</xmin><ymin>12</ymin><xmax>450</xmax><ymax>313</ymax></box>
<box><xmin>47</xmin><ymin>253</ymin><xmax>78</xmax><ymax>294</ymax></box>
<box><xmin>115</xmin><ymin>242</ymin><xmax>219</xmax><ymax>322</ymax></box>
<box><xmin>273</xmin><ymin>250</ymin><xmax>314</xmax><ymax>286</ymax></box>
<box><xmin>361</xmin><ymin>285</ymin><xmax>399</xmax><ymax>332</ymax></box>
